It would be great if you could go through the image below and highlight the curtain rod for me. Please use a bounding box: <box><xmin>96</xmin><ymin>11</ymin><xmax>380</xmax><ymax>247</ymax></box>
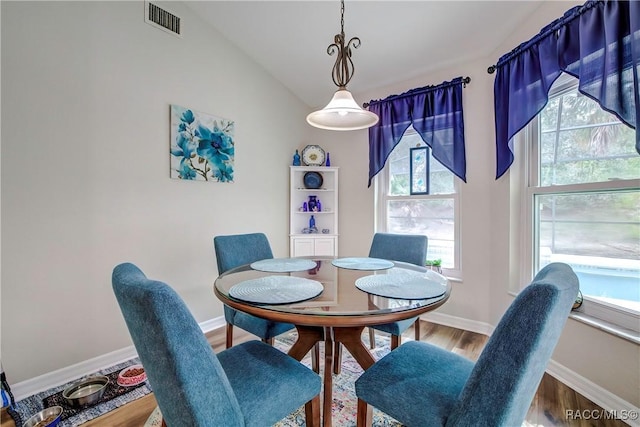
<box><xmin>486</xmin><ymin>0</ymin><xmax>599</xmax><ymax>74</ymax></box>
<box><xmin>363</xmin><ymin>76</ymin><xmax>470</xmax><ymax>108</ymax></box>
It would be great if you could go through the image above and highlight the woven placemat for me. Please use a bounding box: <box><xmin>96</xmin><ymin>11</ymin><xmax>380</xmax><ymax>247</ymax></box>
<box><xmin>331</xmin><ymin>257</ymin><xmax>394</xmax><ymax>270</ymax></box>
<box><xmin>230</xmin><ymin>276</ymin><xmax>324</xmax><ymax>305</ymax></box>
<box><xmin>42</xmin><ymin>368</ymin><xmax>146</xmax><ymax>421</ymax></box>
<box><xmin>250</xmin><ymin>258</ymin><xmax>318</xmax><ymax>272</ymax></box>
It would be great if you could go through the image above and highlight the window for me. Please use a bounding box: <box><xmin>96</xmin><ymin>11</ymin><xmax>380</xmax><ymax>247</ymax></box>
<box><xmin>375</xmin><ymin>127</ymin><xmax>460</xmax><ymax>272</ymax></box>
<box><xmin>523</xmin><ymin>75</ymin><xmax>640</xmax><ymax>332</ymax></box>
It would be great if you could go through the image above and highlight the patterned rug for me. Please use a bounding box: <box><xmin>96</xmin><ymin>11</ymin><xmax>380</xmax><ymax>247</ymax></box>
<box><xmin>273</xmin><ymin>331</ymin><xmax>402</xmax><ymax>427</ymax></box>
<box><xmin>11</xmin><ymin>359</ymin><xmax>151</xmax><ymax>427</ymax></box>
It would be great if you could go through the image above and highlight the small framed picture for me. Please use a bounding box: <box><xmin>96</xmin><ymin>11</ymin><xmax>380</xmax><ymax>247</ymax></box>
<box><xmin>410</xmin><ymin>146</ymin><xmax>429</xmax><ymax>195</ymax></box>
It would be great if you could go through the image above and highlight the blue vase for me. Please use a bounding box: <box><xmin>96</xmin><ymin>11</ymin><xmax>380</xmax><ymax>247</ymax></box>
<box><xmin>293</xmin><ymin>150</ymin><xmax>301</xmax><ymax>166</ymax></box>
<box><xmin>309</xmin><ymin>215</ymin><xmax>316</xmax><ymax>228</ymax></box>
<box><xmin>308</xmin><ymin>195</ymin><xmax>318</xmax><ymax>211</ymax></box>
<box><xmin>325</xmin><ymin>152</ymin><xmax>331</xmax><ymax>166</ymax></box>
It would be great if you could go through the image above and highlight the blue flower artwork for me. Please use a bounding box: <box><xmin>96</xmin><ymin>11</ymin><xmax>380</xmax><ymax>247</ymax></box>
<box><xmin>170</xmin><ymin>105</ymin><xmax>234</xmax><ymax>182</ymax></box>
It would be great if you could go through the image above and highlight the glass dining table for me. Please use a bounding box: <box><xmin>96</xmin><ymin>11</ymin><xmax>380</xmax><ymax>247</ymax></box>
<box><xmin>213</xmin><ymin>256</ymin><xmax>451</xmax><ymax>427</ymax></box>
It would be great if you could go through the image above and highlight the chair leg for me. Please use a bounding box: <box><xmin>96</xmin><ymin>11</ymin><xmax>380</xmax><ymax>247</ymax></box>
<box><xmin>356</xmin><ymin>398</ymin><xmax>372</xmax><ymax>427</ymax></box>
<box><xmin>262</xmin><ymin>337</ymin><xmax>275</xmax><ymax>346</ymax></box>
<box><xmin>305</xmin><ymin>395</ymin><xmax>321</xmax><ymax>427</ymax></box>
<box><xmin>225</xmin><ymin>323</ymin><xmax>234</xmax><ymax>349</ymax></box>
<box><xmin>312</xmin><ymin>342</ymin><xmax>320</xmax><ymax>373</ymax></box>
<box><xmin>414</xmin><ymin>318</ymin><xmax>421</xmax><ymax>341</ymax></box>
<box><xmin>391</xmin><ymin>334</ymin><xmax>400</xmax><ymax>350</ymax></box>
<box><xmin>333</xmin><ymin>341</ymin><xmax>342</xmax><ymax>374</ymax></box>
<box><xmin>368</xmin><ymin>328</ymin><xmax>376</xmax><ymax>349</ymax></box>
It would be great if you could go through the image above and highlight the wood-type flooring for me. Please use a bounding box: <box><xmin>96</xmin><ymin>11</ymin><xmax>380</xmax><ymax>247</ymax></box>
<box><xmin>1</xmin><ymin>321</ymin><xmax>628</xmax><ymax>427</ymax></box>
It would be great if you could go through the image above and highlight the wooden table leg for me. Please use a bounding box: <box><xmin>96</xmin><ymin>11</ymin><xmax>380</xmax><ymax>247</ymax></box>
<box><xmin>288</xmin><ymin>326</ymin><xmax>324</xmax><ymax>361</ymax></box>
<box><xmin>333</xmin><ymin>341</ymin><xmax>342</xmax><ymax>375</ymax></box>
<box><xmin>287</xmin><ymin>325</ymin><xmax>377</xmax><ymax>427</ymax></box>
<box><xmin>333</xmin><ymin>326</ymin><xmax>376</xmax><ymax>370</ymax></box>
<box><xmin>322</xmin><ymin>327</ymin><xmax>334</xmax><ymax>427</ymax></box>
<box><xmin>287</xmin><ymin>326</ymin><xmax>332</xmax><ymax>427</ymax></box>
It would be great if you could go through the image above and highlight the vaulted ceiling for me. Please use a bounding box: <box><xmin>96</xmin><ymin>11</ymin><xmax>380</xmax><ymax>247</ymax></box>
<box><xmin>186</xmin><ymin>1</ymin><xmax>544</xmax><ymax>108</ymax></box>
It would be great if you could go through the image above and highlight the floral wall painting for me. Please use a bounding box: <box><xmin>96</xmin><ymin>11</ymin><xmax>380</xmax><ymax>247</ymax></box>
<box><xmin>170</xmin><ymin>104</ymin><xmax>235</xmax><ymax>182</ymax></box>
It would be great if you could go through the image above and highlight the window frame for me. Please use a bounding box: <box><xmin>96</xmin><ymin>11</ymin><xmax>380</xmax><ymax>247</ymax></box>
<box><xmin>374</xmin><ymin>129</ymin><xmax>462</xmax><ymax>278</ymax></box>
<box><xmin>519</xmin><ymin>76</ymin><xmax>640</xmax><ymax>336</ymax></box>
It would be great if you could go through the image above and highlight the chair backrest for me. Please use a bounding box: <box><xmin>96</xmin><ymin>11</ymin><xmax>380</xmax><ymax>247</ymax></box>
<box><xmin>368</xmin><ymin>233</ymin><xmax>428</xmax><ymax>267</ymax></box>
<box><xmin>446</xmin><ymin>262</ymin><xmax>579</xmax><ymax>427</ymax></box>
<box><xmin>112</xmin><ymin>263</ymin><xmax>244</xmax><ymax>427</ymax></box>
<box><xmin>213</xmin><ymin>232</ymin><xmax>274</xmax><ymax>274</ymax></box>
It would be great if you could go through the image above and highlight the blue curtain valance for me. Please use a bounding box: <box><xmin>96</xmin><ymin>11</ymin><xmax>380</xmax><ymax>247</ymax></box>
<box><xmin>367</xmin><ymin>77</ymin><xmax>467</xmax><ymax>187</ymax></box>
<box><xmin>493</xmin><ymin>0</ymin><xmax>639</xmax><ymax>179</ymax></box>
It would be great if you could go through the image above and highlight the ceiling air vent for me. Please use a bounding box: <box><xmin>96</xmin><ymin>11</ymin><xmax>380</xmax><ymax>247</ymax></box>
<box><xmin>145</xmin><ymin>2</ymin><xmax>181</xmax><ymax>37</ymax></box>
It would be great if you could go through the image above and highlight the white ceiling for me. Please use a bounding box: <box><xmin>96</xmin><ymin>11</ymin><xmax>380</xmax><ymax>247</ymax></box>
<box><xmin>185</xmin><ymin>1</ymin><xmax>545</xmax><ymax>108</ymax></box>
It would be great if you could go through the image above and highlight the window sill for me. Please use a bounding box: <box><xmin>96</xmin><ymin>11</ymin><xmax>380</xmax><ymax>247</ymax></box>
<box><xmin>569</xmin><ymin>311</ymin><xmax>640</xmax><ymax>345</ymax></box>
<box><xmin>441</xmin><ymin>269</ymin><xmax>462</xmax><ymax>283</ymax></box>
<box><xmin>508</xmin><ymin>290</ymin><xmax>639</xmax><ymax>344</ymax></box>
<box><xmin>445</xmin><ymin>275</ymin><xmax>463</xmax><ymax>283</ymax></box>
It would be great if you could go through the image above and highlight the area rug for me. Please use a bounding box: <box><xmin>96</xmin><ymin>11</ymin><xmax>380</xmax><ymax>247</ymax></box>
<box><xmin>11</xmin><ymin>358</ymin><xmax>151</xmax><ymax>427</ymax></box>
<box><xmin>273</xmin><ymin>331</ymin><xmax>402</xmax><ymax>427</ymax></box>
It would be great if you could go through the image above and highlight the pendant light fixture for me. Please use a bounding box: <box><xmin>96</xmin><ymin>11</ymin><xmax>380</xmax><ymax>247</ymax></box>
<box><xmin>306</xmin><ymin>0</ymin><xmax>379</xmax><ymax>131</ymax></box>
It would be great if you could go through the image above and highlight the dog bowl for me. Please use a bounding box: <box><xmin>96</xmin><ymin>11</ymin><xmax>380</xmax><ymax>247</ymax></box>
<box><xmin>117</xmin><ymin>364</ymin><xmax>146</xmax><ymax>387</ymax></box>
<box><xmin>62</xmin><ymin>375</ymin><xmax>108</xmax><ymax>408</ymax></box>
<box><xmin>22</xmin><ymin>405</ymin><xmax>63</xmax><ymax>427</ymax></box>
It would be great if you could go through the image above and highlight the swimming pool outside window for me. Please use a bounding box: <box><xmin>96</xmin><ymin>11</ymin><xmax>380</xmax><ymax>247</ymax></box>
<box><xmin>524</xmin><ymin>76</ymin><xmax>639</xmax><ymax>332</ymax></box>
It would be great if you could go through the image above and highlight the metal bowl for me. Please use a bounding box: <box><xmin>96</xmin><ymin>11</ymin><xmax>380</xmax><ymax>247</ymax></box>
<box><xmin>22</xmin><ymin>405</ymin><xmax>63</xmax><ymax>427</ymax></box>
<box><xmin>62</xmin><ymin>375</ymin><xmax>109</xmax><ymax>408</ymax></box>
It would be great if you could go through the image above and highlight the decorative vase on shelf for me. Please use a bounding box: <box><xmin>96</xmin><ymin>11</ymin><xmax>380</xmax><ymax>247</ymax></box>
<box><xmin>308</xmin><ymin>195</ymin><xmax>318</xmax><ymax>211</ymax></box>
<box><xmin>309</xmin><ymin>215</ymin><xmax>316</xmax><ymax>228</ymax></box>
<box><xmin>325</xmin><ymin>152</ymin><xmax>331</xmax><ymax>166</ymax></box>
<box><xmin>317</xmin><ymin>199</ymin><xmax>322</xmax><ymax>212</ymax></box>
<box><xmin>292</xmin><ymin>150</ymin><xmax>301</xmax><ymax>166</ymax></box>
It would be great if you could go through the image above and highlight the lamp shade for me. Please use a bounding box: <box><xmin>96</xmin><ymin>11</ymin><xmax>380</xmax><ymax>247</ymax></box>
<box><xmin>306</xmin><ymin>89</ymin><xmax>379</xmax><ymax>131</ymax></box>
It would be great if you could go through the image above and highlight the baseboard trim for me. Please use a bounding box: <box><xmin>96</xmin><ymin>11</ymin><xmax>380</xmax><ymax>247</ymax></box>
<box><xmin>11</xmin><ymin>347</ymin><xmax>138</xmax><ymax>402</ymax></box>
<box><xmin>11</xmin><ymin>317</ymin><xmax>227</xmax><ymax>401</ymax></box>
<box><xmin>199</xmin><ymin>317</ymin><xmax>226</xmax><ymax>335</ymax></box>
<box><xmin>420</xmin><ymin>312</ymin><xmax>495</xmax><ymax>336</ymax></box>
<box><xmin>546</xmin><ymin>360</ymin><xmax>640</xmax><ymax>427</ymax></box>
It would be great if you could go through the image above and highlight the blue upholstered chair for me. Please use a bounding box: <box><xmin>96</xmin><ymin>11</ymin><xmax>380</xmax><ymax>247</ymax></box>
<box><xmin>367</xmin><ymin>233</ymin><xmax>429</xmax><ymax>349</ymax></box>
<box><xmin>213</xmin><ymin>233</ymin><xmax>295</xmax><ymax>348</ymax></box>
<box><xmin>354</xmin><ymin>262</ymin><xmax>579</xmax><ymax>427</ymax></box>
<box><xmin>112</xmin><ymin>263</ymin><xmax>321</xmax><ymax>427</ymax></box>
<box><xmin>333</xmin><ymin>233</ymin><xmax>428</xmax><ymax>375</ymax></box>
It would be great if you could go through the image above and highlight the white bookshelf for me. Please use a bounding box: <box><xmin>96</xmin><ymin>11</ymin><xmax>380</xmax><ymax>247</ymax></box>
<box><xmin>289</xmin><ymin>166</ymin><xmax>339</xmax><ymax>257</ymax></box>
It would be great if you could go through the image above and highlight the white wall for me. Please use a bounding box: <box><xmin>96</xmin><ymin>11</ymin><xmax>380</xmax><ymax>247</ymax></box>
<box><xmin>1</xmin><ymin>1</ymin><xmax>308</xmax><ymax>383</ymax></box>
